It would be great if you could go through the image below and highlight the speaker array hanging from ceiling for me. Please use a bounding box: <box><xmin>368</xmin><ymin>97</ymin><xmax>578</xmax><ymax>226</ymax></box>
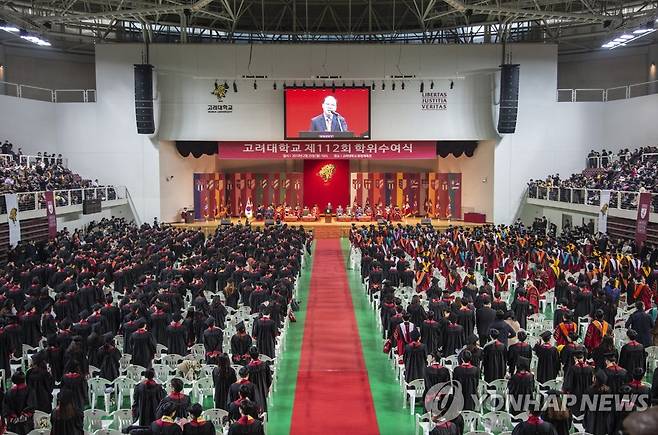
<box><xmin>497</xmin><ymin>64</ymin><xmax>520</xmax><ymax>134</ymax></box>
<box><xmin>134</xmin><ymin>64</ymin><xmax>154</xmax><ymax>135</ymax></box>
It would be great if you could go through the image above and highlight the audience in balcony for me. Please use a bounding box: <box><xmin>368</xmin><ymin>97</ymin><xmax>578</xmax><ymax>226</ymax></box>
<box><xmin>530</xmin><ymin>146</ymin><xmax>658</xmax><ymax>194</ymax></box>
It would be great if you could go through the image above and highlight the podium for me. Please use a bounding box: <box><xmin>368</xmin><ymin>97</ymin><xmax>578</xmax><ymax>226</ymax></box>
<box><xmin>298</xmin><ymin>131</ymin><xmax>355</xmax><ymax>139</ymax></box>
<box><xmin>324</xmin><ymin>215</ymin><xmax>332</xmax><ymax>223</ymax></box>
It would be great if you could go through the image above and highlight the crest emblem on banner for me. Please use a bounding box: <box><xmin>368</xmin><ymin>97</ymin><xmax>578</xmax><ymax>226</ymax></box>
<box><xmin>261</xmin><ymin>179</ymin><xmax>268</xmax><ymax>189</ymax></box>
<box><xmin>641</xmin><ymin>205</ymin><xmax>648</xmax><ymax>219</ymax></box>
<box><xmin>318</xmin><ymin>165</ymin><xmax>335</xmax><ymax>183</ymax></box>
<box><xmin>211</xmin><ymin>81</ymin><xmax>228</xmax><ymax>102</ymax></box>
<box><xmin>248</xmin><ymin>179</ymin><xmax>256</xmax><ymax>189</ymax></box>
<box><xmin>377</xmin><ymin>179</ymin><xmax>384</xmax><ymax>189</ymax></box>
<box><xmin>364</xmin><ymin>179</ymin><xmax>372</xmax><ymax>189</ymax></box>
<box><xmin>9</xmin><ymin>208</ymin><xmax>18</xmax><ymax>223</ymax></box>
<box><xmin>353</xmin><ymin>179</ymin><xmax>362</xmax><ymax>189</ymax></box>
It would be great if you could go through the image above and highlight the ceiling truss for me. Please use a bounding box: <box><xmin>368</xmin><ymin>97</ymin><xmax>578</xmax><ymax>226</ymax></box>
<box><xmin>0</xmin><ymin>0</ymin><xmax>656</xmax><ymax>53</ymax></box>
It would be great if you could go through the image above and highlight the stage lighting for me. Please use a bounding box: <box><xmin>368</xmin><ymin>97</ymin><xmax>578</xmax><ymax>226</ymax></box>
<box><xmin>371</xmin><ymin>82</ymin><xmax>375</xmax><ymax>90</ymax></box>
<box><xmin>401</xmin><ymin>81</ymin><xmax>405</xmax><ymax>90</ymax></box>
<box><xmin>253</xmin><ymin>80</ymin><xmax>257</xmax><ymax>90</ymax></box>
<box><xmin>381</xmin><ymin>82</ymin><xmax>385</xmax><ymax>90</ymax></box>
<box><xmin>332</xmin><ymin>81</ymin><xmax>336</xmax><ymax>92</ymax></box>
<box><xmin>392</xmin><ymin>82</ymin><xmax>396</xmax><ymax>91</ymax></box>
<box><xmin>430</xmin><ymin>81</ymin><xmax>434</xmax><ymax>90</ymax></box>
<box><xmin>420</xmin><ymin>82</ymin><xmax>424</xmax><ymax>93</ymax></box>
<box><xmin>273</xmin><ymin>82</ymin><xmax>277</xmax><ymax>90</ymax></box>
<box><xmin>224</xmin><ymin>81</ymin><xmax>229</xmax><ymax>90</ymax></box>
<box><xmin>233</xmin><ymin>82</ymin><xmax>237</xmax><ymax>92</ymax></box>
<box><xmin>450</xmin><ymin>80</ymin><xmax>454</xmax><ymax>89</ymax></box>
<box><xmin>352</xmin><ymin>81</ymin><xmax>355</xmax><ymax>87</ymax></box>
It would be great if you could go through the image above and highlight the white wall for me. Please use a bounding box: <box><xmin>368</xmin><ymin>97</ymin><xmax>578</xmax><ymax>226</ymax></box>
<box><xmin>159</xmin><ymin>141</ymin><xmax>217</xmax><ymax>222</ymax></box>
<box><xmin>0</xmin><ymin>95</ymin><xmax>59</xmax><ymax>153</ymax></box>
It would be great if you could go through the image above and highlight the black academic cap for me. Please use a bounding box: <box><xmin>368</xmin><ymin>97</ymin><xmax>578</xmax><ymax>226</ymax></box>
<box><xmin>627</xmin><ymin>329</ymin><xmax>638</xmax><ymax>340</ymax></box>
<box><xmin>572</xmin><ymin>349</ymin><xmax>585</xmax><ymax>358</ymax></box>
<box><xmin>540</xmin><ymin>331</ymin><xmax>552</xmax><ymax>340</ymax></box>
<box><xmin>236</xmin><ymin>321</ymin><xmax>246</xmax><ymax>331</ymax></box>
<box><xmin>489</xmin><ymin>328</ymin><xmax>500</xmax><ymax>338</ymax></box>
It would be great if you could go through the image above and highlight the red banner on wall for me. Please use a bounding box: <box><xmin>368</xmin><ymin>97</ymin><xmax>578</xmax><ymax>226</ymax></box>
<box><xmin>635</xmin><ymin>192</ymin><xmax>652</xmax><ymax>248</ymax></box>
<box><xmin>44</xmin><ymin>191</ymin><xmax>57</xmax><ymax>238</ymax></box>
<box><xmin>218</xmin><ymin>141</ymin><xmax>436</xmax><ymax>159</ymax></box>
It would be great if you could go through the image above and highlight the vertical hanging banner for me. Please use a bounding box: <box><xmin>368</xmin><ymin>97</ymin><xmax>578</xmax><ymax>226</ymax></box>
<box><xmin>448</xmin><ymin>173</ymin><xmax>462</xmax><ymax>219</ymax></box>
<box><xmin>635</xmin><ymin>192</ymin><xmax>652</xmax><ymax>248</ymax></box>
<box><xmin>44</xmin><ymin>191</ymin><xmax>57</xmax><ymax>238</ymax></box>
<box><xmin>598</xmin><ymin>190</ymin><xmax>610</xmax><ymax>234</ymax></box>
<box><xmin>5</xmin><ymin>193</ymin><xmax>21</xmax><ymax>247</ymax></box>
<box><xmin>436</xmin><ymin>173</ymin><xmax>450</xmax><ymax>219</ymax></box>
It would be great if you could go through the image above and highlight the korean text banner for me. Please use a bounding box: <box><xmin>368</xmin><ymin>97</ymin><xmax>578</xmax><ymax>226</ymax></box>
<box><xmin>217</xmin><ymin>141</ymin><xmax>437</xmax><ymax>159</ymax></box>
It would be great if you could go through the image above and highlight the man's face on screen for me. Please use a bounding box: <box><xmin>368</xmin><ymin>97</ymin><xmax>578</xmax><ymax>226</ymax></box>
<box><xmin>322</xmin><ymin>96</ymin><xmax>337</xmax><ymax>116</ymax></box>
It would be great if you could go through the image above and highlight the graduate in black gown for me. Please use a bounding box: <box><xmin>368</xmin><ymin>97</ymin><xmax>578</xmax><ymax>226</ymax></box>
<box><xmin>619</xmin><ymin>329</ymin><xmax>647</xmax><ymax>375</ymax></box>
<box><xmin>482</xmin><ymin>329</ymin><xmax>507</xmax><ymax>382</ymax></box>
<box><xmin>562</xmin><ymin>350</ymin><xmax>593</xmax><ymax>416</ymax></box>
<box><xmin>452</xmin><ymin>350</ymin><xmax>480</xmax><ymax>411</ymax></box>
<box><xmin>541</xmin><ymin>391</ymin><xmax>572</xmax><ymax>435</ymax></box>
<box><xmin>25</xmin><ymin>353</ymin><xmax>54</xmax><ymax>412</ymax></box>
<box><xmin>45</xmin><ymin>334</ymin><xmax>64</xmax><ymax>382</ymax></box>
<box><xmin>3</xmin><ymin>371</ymin><xmax>36</xmax><ymax>435</ymax></box>
<box><xmin>228</xmin><ymin>367</ymin><xmax>256</xmax><ymax>406</ymax></box>
<box><xmin>183</xmin><ymin>403</ymin><xmax>216</xmax><ymax>435</ymax></box>
<box><xmin>151</xmin><ymin>401</ymin><xmax>183</xmax><ymax>435</ymax></box>
<box><xmin>0</xmin><ymin>321</ymin><xmax>13</xmax><ymax>380</ymax></box>
<box><xmin>534</xmin><ymin>331</ymin><xmax>560</xmax><ymax>384</ymax></box>
<box><xmin>442</xmin><ymin>314</ymin><xmax>464</xmax><ymax>357</ymax></box>
<box><xmin>625</xmin><ymin>368</ymin><xmax>652</xmax><ymax>410</ymax></box>
<box><xmin>455</xmin><ymin>299</ymin><xmax>476</xmax><ymax>338</ymax></box>
<box><xmin>508</xmin><ymin>331</ymin><xmax>532</xmax><ymax>375</ymax></box>
<box><xmin>227</xmin><ymin>400</ymin><xmax>265</xmax><ymax>435</ymax></box>
<box><xmin>50</xmin><ymin>390</ymin><xmax>84</xmax><ymax>435</ymax></box>
<box><xmin>512</xmin><ymin>403</ymin><xmax>559</xmax><ymax>435</ymax></box>
<box><xmin>246</xmin><ymin>347</ymin><xmax>272</xmax><ymax>412</ymax></box>
<box><xmin>130</xmin><ymin>319</ymin><xmax>157</xmax><ymax>369</ymax></box>
<box><xmin>560</xmin><ymin>332</ymin><xmax>587</xmax><ymax>374</ymax></box>
<box><xmin>511</xmin><ymin>290</ymin><xmax>532</xmax><ymax>330</ymax></box>
<box><xmin>403</xmin><ymin>329</ymin><xmax>427</xmax><ymax>382</ymax></box>
<box><xmin>252</xmin><ymin>307</ymin><xmax>277</xmax><ymax>359</ymax></box>
<box><xmin>157</xmin><ymin>378</ymin><xmax>191</xmax><ymax>420</ymax></box>
<box><xmin>203</xmin><ymin>317</ymin><xmax>224</xmax><ymax>364</ymax></box>
<box><xmin>231</xmin><ymin>323</ymin><xmax>253</xmax><ymax>366</ymax></box>
<box><xmin>98</xmin><ymin>334</ymin><xmax>122</xmax><ymax>381</ymax></box>
<box><xmin>602</xmin><ymin>352</ymin><xmax>627</xmax><ymax>394</ymax></box>
<box><xmin>132</xmin><ymin>368</ymin><xmax>166</xmax><ymax>426</ymax></box>
<box><xmin>508</xmin><ymin>357</ymin><xmax>536</xmax><ymax>414</ymax></box>
<box><xmin>421</xmin><ymin>311</ymin><xmax>441</xmax><ymax>355</ymax></box>
<box><xmin>60</xmin><ymin>362</ymin><xmax>88</xmax><ymax>411</ymax></box>
<box><xmin>423</xmin><ymin>350</ymin><xmax>450</xmax><ymax>402</ymax></box>
<box><xmin>213</xmin><ymin>354</ymin><xmax>237</xmax><ymax>410</ymax></box>
<box><xmin>583</xmin><ymin>370</ymin><xmax>614</xmax><ymax>435</ymax></box>
<box><xmin>228</xmin><ymin>385</ymin><xmax>256</xmax><ymax>421</ymax></box>
<box><xmin>167</xmin><ymin>314</ymin><xmax>188</xmax><ymax>356</ymax></box>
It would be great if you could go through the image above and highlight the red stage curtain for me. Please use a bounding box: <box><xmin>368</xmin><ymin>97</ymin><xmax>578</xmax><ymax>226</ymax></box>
<box><xmin>303</xmin><ymin>160</ymin><xmax>350</xmax><ymax>210</ymax></box>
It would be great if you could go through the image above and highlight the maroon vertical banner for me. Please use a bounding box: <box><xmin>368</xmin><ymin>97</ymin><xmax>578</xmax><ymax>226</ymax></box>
<box><xmin>635</xmin><ymin>192</ymin><xmax>652</xmax><ymax>248</ymax></box>
<box><xmin>207</xmin><ymin>175</ymin><xmax>217</xmax><ymax>219</ymax></box>
<box><xmin>448</xmin><ymin>173</ymin><xmax>462</xmax><ymax>219</ymax></box>
<box><xmin>363</xmin><ymin>175</ymin><xmax>373</xmax><ymax>209</ymax></box>
<box><xmin>291</xmin><ymin>173</ymin><xmax>303</xmax><ymax>207</ymax></box>
<box><xmin>246</xmin><ymin>173</ymin><xmax>256</xmax><ymax>210</ymax></box>
<box><xmin>44</xmin><ymin>191</ymin><xmax>57</xmax><ymax>238</ymax></box>
<box><xmin>409</xmin><ymin>173</ymin><xmax>420</xmax><ymax>215</ymax></box>
<box><xmin>372</xmin><ymin>173</ymin><xmax>383</xmax><ymax>208</ymax></box>
<box><xmin>270</xmin><ymin>174</ymin><xmax>279</xmax><ymax>206</ymax></box>
<box><xmin>385</xmin><ymin>173</ymin><xmax>396</xmax><ymax>206</ymax></box>
<box><xmin>198</xmin><ymin>174</ymin><xmax>210</xmax><ymax>220</ymax></box>
<box><xmin>436</xmin><ymin>173</ymin><xmax>450</xmax><ymax>219</ymax></box>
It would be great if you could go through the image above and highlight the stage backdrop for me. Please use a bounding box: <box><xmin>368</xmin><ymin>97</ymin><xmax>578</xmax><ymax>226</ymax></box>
<box><xmin>351</xmin><ymin>172</ymin><xmax>462</xmax><ymax>219</ymax></box>
<box><xmin>302</xmin><ymin>159</ymin><xmax>351</xmax><ymax>209</ymax></box>
<box><xmin>194</xmin><ymin>172</ymin><xmax>304</xmax><ymax>219</ymax></box>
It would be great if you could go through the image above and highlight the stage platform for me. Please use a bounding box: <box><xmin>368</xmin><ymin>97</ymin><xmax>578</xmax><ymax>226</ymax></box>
<box><xmin>170</xmin><ymin>217</ymin><xmax>485</xmax><ymax>239</ymax></box>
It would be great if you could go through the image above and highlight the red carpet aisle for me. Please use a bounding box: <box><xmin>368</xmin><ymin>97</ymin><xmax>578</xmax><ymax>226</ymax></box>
<box><xmin>290</xmin><ymin>239</ymin><xmax>379</xmax><ymax>434</ymax></box>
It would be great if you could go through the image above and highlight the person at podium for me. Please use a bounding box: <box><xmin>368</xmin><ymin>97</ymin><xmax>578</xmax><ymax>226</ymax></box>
<box><xmin>309</xmin><ymin>96</ymin><xmax>348</xmax><ymax>132</ymax></box>
<box><xmin>325</xmin><ymin>202</ymin><xmax>333</xmax><ymax>215</ymax></box>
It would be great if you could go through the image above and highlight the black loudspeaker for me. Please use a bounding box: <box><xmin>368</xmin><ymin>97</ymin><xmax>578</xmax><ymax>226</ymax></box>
<box><xmin>83</xmin><ymin>199</ymin><xmax>101</xmax><ymax>215</ymax></box>
<box><xmin>265</xmin><ymin>219</ymin><xmax>275</xmax><ymax>226</ymax></box>
<box><xmin>497</xmin><ymin>64</ymin><xmax>520</xmax><ymax>134</ymax></box>
<box><xmin>221</xmin><ymin>219</ymin><xmax>231</xmax><ymax>225</ymax></box>
<box><xmin>421</xmin><ymin>218</ymin><xmax>432</xmax><ymax>225</ymax></box>
<box><xmin>134</xmin><ymin>64</ymin><xmax>155</xmax><ymax>134</ymax></box>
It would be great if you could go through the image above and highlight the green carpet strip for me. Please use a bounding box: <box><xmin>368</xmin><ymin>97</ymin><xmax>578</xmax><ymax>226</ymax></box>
<box><xmin>341</xmin><ymin>238</ymin><xmax>416</xmax><ymax>435</ymax></box>
<box><xmin>267</xmin><ymin>242</ymin><xmax>316</xmax><ymax>435</ymax></box>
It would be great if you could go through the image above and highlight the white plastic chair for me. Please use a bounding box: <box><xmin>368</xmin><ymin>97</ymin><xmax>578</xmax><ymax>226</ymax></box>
<box><xmin>415</xmin><ymin>412</ymin><xmax>432</xmax><ymax>435</ymax></box>
<box><xmin>461</xmin><ymin>410</ymin><xmax>480</xmax><ymax>432</ymax></box>
<box><xmin>26</xmin><ymin>430</ymin><xmax>51</xmax><ymax>435</ymax></box>
<box><xmin>152</xmin><ymin>363</ymin><xmax>171</xmax><ymax>383</ymax></box>
<box><xmin>202</xmin><ymin>408</ymin><xmax>229</xmax><ymax>430</ymax></box>
<box><xmin>195</xmin><ymin>376</ymin><xmax>215</xmax><ymax>404</ymax></box>
<box><xmin>111</xmin><ymin>409</ymin><xmax>134</xmax><ymax>431</ymax></box>
<box><xmin>84</xmin><ymin>409</ymin><xmax>108</xmax><ymax>432</ymax></box>
<box><xmin>125</xmin><ymin>364</ymin><xmax>146</xmax><ymax>382</ymax></box>
<box><xmin>482</xmin><ymin>411</ymin><xmax>513</xmax><ymax>433</ymax></box>
<box><xmin>93</xmin><ymin>430</ymin><xmax>123</xmax><ymax>435</ymax></box>
<box><xmin>88</xmin><ymin>377</ymin><xmax>112</xmax><ymax>413</ymax></box>
<box><xmin>113</xmin><ymin>376</ymin><xmax>136</xmax><ymax>409</ymax></box>
<box><xmin>405</xmin><ymin>379</ymin><xmax>426</xmax><ymax>414</ymax></box>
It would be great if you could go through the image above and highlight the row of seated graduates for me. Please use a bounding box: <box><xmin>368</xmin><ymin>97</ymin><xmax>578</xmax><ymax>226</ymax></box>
<box><xmin>0</xmin><ymin>217</ymin><xmax>310</xmax><ymax>434</ymax></box>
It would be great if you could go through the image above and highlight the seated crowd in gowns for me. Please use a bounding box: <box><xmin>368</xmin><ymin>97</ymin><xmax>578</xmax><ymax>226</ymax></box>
<box><xmin>0</xmin><ymin>217</ymin><xmax>310</xmax><ymax>435</ymax></box>
<box><xmin>352</xmin><ymin>220</ymin><xmax>658</xmax><ymax>435</ymax></box>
